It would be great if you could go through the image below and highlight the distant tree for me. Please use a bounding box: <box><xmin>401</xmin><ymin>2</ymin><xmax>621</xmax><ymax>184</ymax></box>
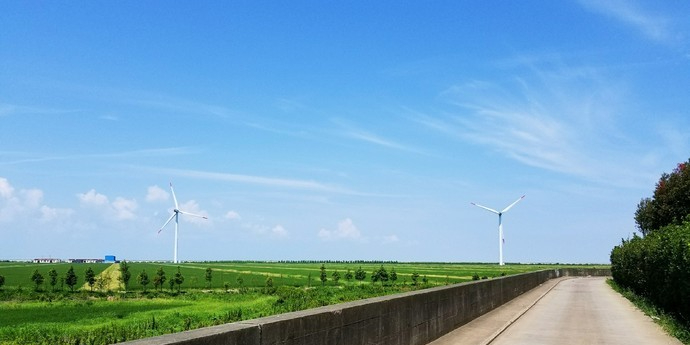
<box><xmin>371</xmin><ymin>269</ymin><xmax>380</xmax><ymax>285</ymax></box>
<box><xmin>96</xmin><ymin>275</ymin><xmax>110</xmax><ymax>292</ymax></box>
<box><xmin>154</xmin><ymin>267</ymin><xmax>166</xmax><ymax>292</ymax></box>
<box><xmin>344</xmin><ymin>269</ymin><xmax>354</xmax><ymax>285</ymax></box>
<box><xmin>319</xmin><ymin>264</ymin><xmax>327</xmax><ymax>286</ymax></box>
<box><xmin>236</xmin><ymin>276</ymin><xmax>244</xmax><ymax>292</ymax></box>
<box><xmin>119</xmin><ymin>261</ymin><xmax>132</xmax><ymax>290</ymax></box>
<box><xmin>224</xmin><ymin>281</ymin><xmax>230</xmax><ymax>292</ymax></box>
<box><xmin>48</xmin><ymin>268</ymin><xmax>58</xmax><ymax>291</ymax></box>
<box><xmin>65</xmin><ymin>266</ymin><xmax>78</xmax><ymax>292</ymax></box>
<box><xmin>390</xmin><ymin>267</ymin><xmax>398</xmax><ymax>286</ymax></box>
<box><xmin>0</xmin><ymin>275</ymin><xmax>4</xmax><ymax>289</ymax></box>
<box><xmin>169</xmin><ymin>278</ymin><xmax>175</xmax><ymax>292</ymax></box>
<box><xmin>138</xmin><ymin>269</ymin><xmax>150</xmax><ymax>292</ymax></box>
<box><xmin>377</xmin><ymin>266</ymin><xmax>389</xmax><ymax>286</ymax></box>
<box><xmin>307</xmin><ymin>273</ymin><xmax>312</xmax><ymax>287</ymax></box>
<box><xmin>331</xmin><ymin>270</ymin><xmax>341</xmax><ymax>285</ymax></box>
<box><xmin>472</xmin><ymin>273</ymin><xmax>480</xmax><ymax>281</ymax></box>
<box><xmin>84</xmin><ymin>267</ymin><xmax>96</xmax><ymax>291</ymax></box>
<box><xmin>355</xmin><ymin>266</ymin><xmax>366</xmax><ymax>285</ymax></box>
<box><xmin>265</xmin><ymin>277</ymin><xmax>274</xmax><ymax>289</ymax></box>
<box><xmin>635</xmin><ymin>159</ymin><xmax>690</xmax><ymax>235</ymax></box>
<box><xmin>30</xmin><ymin>269</ymin><xmax>44</xmax><ymax>291</ymax></box>
<box><xmin>411</xmin><ymin>272</ymin><xmax>420</xmax><ymax>286</ymax></box>
<box><xmin>422</xmin><ymin>275</ymin><xmax>429</xmax><ymax>285</ymax></box>
<box><xmin>174</xmin><ymin>266</ymin><xmax>184</xmax><ymax>292</ymax></box>
<box><xmin>205</xmin><ymin>267</ymin><xmax>213</xmax><ymax>288</ymax></box>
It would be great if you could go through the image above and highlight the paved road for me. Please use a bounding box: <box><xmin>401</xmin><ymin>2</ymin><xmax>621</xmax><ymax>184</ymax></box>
<box><xmin>430</xmin><ymin>277</ymin><xmax>681</xmax><ymax>345</ymax></box>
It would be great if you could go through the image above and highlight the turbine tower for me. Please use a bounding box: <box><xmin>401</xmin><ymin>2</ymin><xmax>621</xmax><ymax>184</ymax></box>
<box><xmin>157</xmin><ymin>182</ymin><xmax>207</xmax><ymax>263</ymax></box>
<box><xmin>471</xmin><ymin>195</ymin><xmax>525</xmax><ymax>266</ymax></box>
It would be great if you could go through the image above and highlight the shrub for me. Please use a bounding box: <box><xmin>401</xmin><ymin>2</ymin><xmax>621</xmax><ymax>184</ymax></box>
<box><xmin>611</xmin><ymin>222</ymin><xmax>690</xmax><ymax>324</ymax></box>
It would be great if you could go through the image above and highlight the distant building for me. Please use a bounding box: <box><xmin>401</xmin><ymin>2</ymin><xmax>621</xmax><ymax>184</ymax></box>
<box><xmin>33</xmin><ymin>258</ymin><xmax>62</xmax><ymax>264</ymax></box>
<box><xmin>66</xmin><ymin>258</ymin><xmax>104</xmax><ymax>264</ymax></box>
<box><xmin>104</xmin><ymin>255</ymin><xmax>116</xmax><ymax>263</ymax></box>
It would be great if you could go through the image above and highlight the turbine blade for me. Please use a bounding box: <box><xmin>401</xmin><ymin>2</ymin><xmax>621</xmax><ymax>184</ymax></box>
<box><xmin>170</xmin><ymin>182</ymin><xmax>179</xmax><ymax>209</ymax></box>
<box><xmin>471</xmin><ymin>202</ymin><xmax>500</xmax><ymax>214</ymax></box>
<box><xmin>501</xmin><ymin>195</ymin><xmax>525</xmax><ymax>213</ymax></box>
<box><xmin>157</xmin><ymin>213</ymin><xmax>176</xmax><ymax>234</ymax></box>
<box><xmin>178</xmin><ymin>210</ymin><xmax>208</xmax><ymax>219</ymax></box>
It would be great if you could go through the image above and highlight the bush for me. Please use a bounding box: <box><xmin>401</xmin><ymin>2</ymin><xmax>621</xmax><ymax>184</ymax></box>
<box><xmin>611</xmin><ymin>221</ymin><xmax>690</xmax><ymax>324</ymax></box>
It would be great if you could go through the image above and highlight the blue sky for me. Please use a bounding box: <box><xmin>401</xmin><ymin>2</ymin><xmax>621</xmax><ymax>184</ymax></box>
<box><xmin>1</xmin><ymin>1</ymin><xmax>689</xmax><ymax>263</ymax></box>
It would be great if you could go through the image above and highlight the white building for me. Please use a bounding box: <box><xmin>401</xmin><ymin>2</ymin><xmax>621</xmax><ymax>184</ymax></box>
<box><xmin>33</xmin><ymin>258</ymin><xmax>62</xmax><ymax>263</ymax></box>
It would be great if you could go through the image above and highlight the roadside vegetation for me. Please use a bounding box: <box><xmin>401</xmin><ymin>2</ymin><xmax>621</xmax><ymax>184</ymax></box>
<box><xmin>610</xmin><ymin>158</ymin><xmax>690</xmax><ymax>343</ymax></box>
<box><xmin>607</xmin><ymin>279</ymin><xmax>690</xmax><ymax>344</ymax></box>
<box><xmin>0</xmin><ymin>261</ymin><xmax>602</xmax><ymax>345</ymax></box>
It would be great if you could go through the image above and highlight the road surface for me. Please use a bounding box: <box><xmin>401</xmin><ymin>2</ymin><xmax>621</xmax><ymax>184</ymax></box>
<box><xmin>429</xmin><ymin>277</ymin><xmax>681</xmax><ymax>345</ymax></box>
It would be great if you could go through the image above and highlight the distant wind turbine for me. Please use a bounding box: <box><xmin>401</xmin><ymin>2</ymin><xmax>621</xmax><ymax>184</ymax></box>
<box><xmin>471</xmin><ymin>195</ymin><xmax>525</xmax><ymax>266</ymax></box>
<box><xmin>157</xmin><ymin>182</ymin><xmax>207</xmax><ymax>263</ymax></box>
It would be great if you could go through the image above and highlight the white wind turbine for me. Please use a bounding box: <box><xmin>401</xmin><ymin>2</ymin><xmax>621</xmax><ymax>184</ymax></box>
<box><xmin>471</xmin><ymin>195</ymin><xmax>525</xmax><ymax>266</ymax></box>
<box><xmin>157</xmin><ymin>182</ymin><xmax>207</xmax><ymax>263</ymax></box>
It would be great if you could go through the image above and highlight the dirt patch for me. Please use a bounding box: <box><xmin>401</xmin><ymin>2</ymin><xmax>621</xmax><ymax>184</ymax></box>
<box><xmin>82</xmin><ymin>263</ymin><xmax>122</xmax><ymax>291</ymax></box>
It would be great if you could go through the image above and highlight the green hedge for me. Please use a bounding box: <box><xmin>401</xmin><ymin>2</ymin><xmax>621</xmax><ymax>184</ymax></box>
<box><xmin>610</xmin><ymin>222</ymin><xmax>690</xmax><ymax>323</ymax></box>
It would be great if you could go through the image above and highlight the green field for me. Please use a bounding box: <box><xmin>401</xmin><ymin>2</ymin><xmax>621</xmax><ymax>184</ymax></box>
<box><xmin>0</xmin><ymin>262</ymin><xmax>606</xmax><ymax>345</ymax></box>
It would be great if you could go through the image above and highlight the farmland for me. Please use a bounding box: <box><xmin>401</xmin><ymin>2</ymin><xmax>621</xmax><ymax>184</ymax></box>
<box><xmin>0</xmin><ymin>261</ymin><xmax>605</xmax><ymax>345</ymax></box>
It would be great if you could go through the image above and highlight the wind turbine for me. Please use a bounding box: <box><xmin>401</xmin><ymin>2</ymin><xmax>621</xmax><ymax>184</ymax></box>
<box><xmin>471</xmin><ymin>195</ymin><xmax>525</xmax><ymax>266</ymax></box>
<box><xmin>157</xmin><ymin>182</ymin><xmax>207</xmax><ymax>263</ymax></box>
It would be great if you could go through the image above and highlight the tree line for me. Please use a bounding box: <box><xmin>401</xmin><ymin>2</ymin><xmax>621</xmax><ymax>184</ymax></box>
<box><xmin>0</xmin><ymin>261</ymin><xmax>191</xmax><ymax>294</ymax></box>
<box><xmin>317</xmin><ymin>264</ymin><xmax>429</xmax><ymax>287</ymax></box>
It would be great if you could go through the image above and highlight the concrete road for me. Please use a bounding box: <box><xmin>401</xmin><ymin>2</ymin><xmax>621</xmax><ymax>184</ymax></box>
<box><xmin>430</xmin><ymin>277</ymin><xmax>681</xmax><ymax>345</ymax></box>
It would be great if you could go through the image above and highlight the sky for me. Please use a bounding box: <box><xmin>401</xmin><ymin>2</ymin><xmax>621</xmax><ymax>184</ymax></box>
<box><xmin>1</xmin><ymin>1</ymin><xmax>689</xmax><ymax>264</ymax></box>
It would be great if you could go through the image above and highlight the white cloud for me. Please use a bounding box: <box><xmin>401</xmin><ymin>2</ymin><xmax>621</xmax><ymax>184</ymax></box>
<box><xmin>146</xmin><ymin>185</ymin><xmax>169</xmax><ymax>202</ymax></box>
<box><xmin>0</xmin><ymin>177</ymin><xmax>14</xmax><ymax>199</ymax></box>
<box><xmin>21</xmin><ymin>189</ymin><xmax>43</xmax><ymax>208</ymax></box>
<box><xmin>0</xmin><ymin>177</ymin><xmax>73</xmax><ymax>224</ymax></box>
<box><xmin>318</xmin><ymin>218</ymin><xmax>362</xmax><ymax>241</ymax></box>
<box><xmin>382</xmin><ymin>234</ymin><xmax>400</xmax><ymax>244</ymax></box>
<box><xmin>271</xmin><ymin>225</ymin><xmax>289</xmax><ymax>238</ymax></box>
<box><xmin>78</xmin><ymin>189</ymin><xmax>109</xmax><ymax>206</ymax></box>
<box><xmin>112</xmin><ymin>197</ymin><xmax>138</xmax><ymax>220</ymax></box>
<box><xmin>177</xmin><ymin>200</ymin><xmax>209</xmax><ymax>224</ymax></box>
<box><xmin>77</xmin><ymin>189</ymin><xmax>139</xmax><ymax>220</ymax></box>
<box><xmin>40</xmin><ymin>205</ymin><xmax>74</xmax><ymax>222</ymax></box>
<box><xmin>225</xmin><ymin>210</ymin><xmax>241</xmax><ymax>220</ymax></box>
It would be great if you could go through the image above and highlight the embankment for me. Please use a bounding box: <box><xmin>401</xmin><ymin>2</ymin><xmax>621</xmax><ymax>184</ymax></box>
<box><xmin>121</xmin><ymin>268</ymin><xmax>609</xmax><ymax>345</ymax></box>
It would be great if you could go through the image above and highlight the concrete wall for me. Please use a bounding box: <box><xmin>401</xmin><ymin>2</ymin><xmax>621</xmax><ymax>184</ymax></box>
<box><xmin>120</xmin><ymin>268</ymin><xmax>610</xmax><ymax>345</ymax></box>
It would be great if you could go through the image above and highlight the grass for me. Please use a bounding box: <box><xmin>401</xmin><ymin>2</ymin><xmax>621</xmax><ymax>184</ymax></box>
<box><xmin>607</xmin><ymin>279</ymin><xmax>690</xmax><ymax>344</ymax></box>
<box><xmin>0</xmin><ymin>293</ymin><xmax>277</xmax><ymax>345</ymax></box>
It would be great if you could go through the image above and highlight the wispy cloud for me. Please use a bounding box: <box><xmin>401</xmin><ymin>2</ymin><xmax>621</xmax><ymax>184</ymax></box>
<box><xmin>0</xmin><ymin>103</ymin><xmax>82</xmax><ymax>117</ymax></box>
<box><xmin>414</xmin><ymin>57</ymin><xmax>658</xmax><ymax>188</ymax></box>
<box><xmin>578</xmin><ymin>0</ymin><xmax>676</xmax><ymax>44</ymax></box>
<box><xmin>334</xmin><ymin>119</ymin><xmax>429</xmax><ymax>155</ymax></box>
<box><xmin>147</xmin><ymin>167</ymin><xmax>354</xmax><ymax>194</ymax></box>
<box><xmin>0</xmin><ymin>147</ymin><xmax>196</xmax><ymax>166</ymax></box>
